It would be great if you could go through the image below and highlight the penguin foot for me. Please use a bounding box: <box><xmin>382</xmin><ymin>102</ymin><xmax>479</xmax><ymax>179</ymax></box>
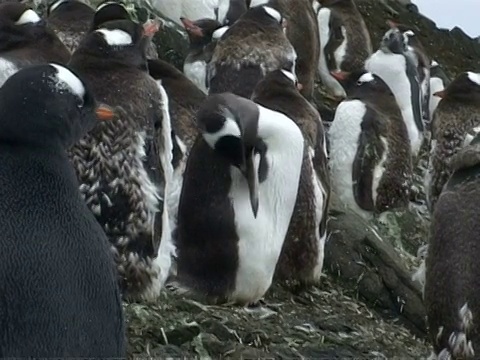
<box><xmin>243</xmin><ymin>301</ymin><xmax>278</xmax><ymax>319</ymax></box>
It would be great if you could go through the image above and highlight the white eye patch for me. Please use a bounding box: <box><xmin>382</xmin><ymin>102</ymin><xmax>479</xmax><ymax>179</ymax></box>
<box><xmin>95</xmin><ymin>28</ymin><xmax>133</xmax><ymax>46</ymax></box>
<box><xmin>249</xmin><ymin>0</ymin><xmax>269</xmax><ymax>8</ymax></box>
<box><xmin>358</xmin><ymin>72</ymin><xmax>375</xmax><ymax>83</ymax></box>
<box><xmin>212</xmin><ymin>26</ymin><xmax>229</xmax><ymax>40</ymax></box>
<box><xmin>467</xmin><ymin>72</ymin><xmax>480</xmax><ymax>86</ymax></box>
<box><xmin>96</xmin><ymin>1</ymin><xmax>122</xmax><ymax>12</ymax></box>
<box><xmin>15</xmin><ymin>9</ymin><xmax>41</xmax><ymax>25</ymax></box>
<box><xmin>404</xmin><ymin>30</ymin><xmax>415</xmax><ymax>37</ymax></box>
<box><xmin>280</xmin><ymin>69</ymin><xmax>296</xmax><ymax>84</ymax></box>
<box><xmin>262</xmin><ymin>6</ymin><xmax>282</xmax><ymax>23</ymax></box>
<box><xmin>49</xmin><ymin>63</ymin><xmax>86</xmax><ymax>100</ymax></box>
<box><xmin>48</xmin><ymin>0</ymin><xmax>68</xmax><ymax>14</ymax></box>
<box><xmin>431</xmin><ymin>60</ymin><xmax>439</xmax><ymax>67</ymax></box>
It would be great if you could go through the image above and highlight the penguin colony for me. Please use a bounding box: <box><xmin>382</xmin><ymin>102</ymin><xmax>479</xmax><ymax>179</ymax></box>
<box><xmin>0</xmin><ymin>0</ymin><xmax>477</xmax><ymax>357</ymax></box>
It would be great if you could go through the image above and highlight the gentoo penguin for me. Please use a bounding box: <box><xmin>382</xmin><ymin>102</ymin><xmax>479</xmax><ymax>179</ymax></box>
<box><xmin>68</xmin><ymin>19</ymin><xmax>175</xmax><ymax>301</ymax></box>
<box><xmin>181</xmin><ymin>17</ymin><xmax>223</xmax><ymax>94</ymax></box>
<box><xmin>365</xmin><ymin>24</ymin><xmax>424</xmax><ymax>159</ymax></box>
<box><xmin>246</xmin><ymin>0</ymin><xmax>319</xmax><ymax>100</ymax></box>
<box><xmin>328</xmin><ymin>69</ymin><xmax>412</xmax><ymax>219</ymax></box>
<box><xmin>46</xmin><ymin>0</ymin><xmax>95</xmax><ymax>52</ymax></box>
<box><xmin>208</xmin><ymin>5</ymin><xmax>296</xmax><ymax>98</ymax></box>
<box><xmin>0</xmin><ymin>2</ymin><xmax>70</xmax><ymax>87</ymax></box>
<box><xmin>388</xmin><ymin>20</ymin><xmax>431</xmax><ymax>123</ymax></box>
<box><xmin>172</xmin><ymin>92</ymin><xmax>304</xmax><ymax>305</ymax></box>
<box><xmin>429</xmin><ymin>60</ymin><xmax>451</xmax><ymax>122</ymax></box>
<box><xmin>251</xmin><ymin>69</ymin><xmax>330</xmax><ymax>285</ymax></box>
<box><xmin>151</xmin><ymin>0</ymin><xmax>247</xmax><ymax>26</ymax></box>
<box><xmin>425</xmin><ymin>141</ymin><xmax>480</xmax><ymax>359</ymax></box>
<box><xmin>426</xmin><ymin>71</ymin><xmax>480</xmax><ymax>212</ymax></box>
<box><xmin>92</xmin><ymin>0</ymin><xmax>159</xmax><ymax>60</ymax></box>
<box><xmin>314</xmin><ymin>0</ymin><xmax>373</xmax><ymax>100</ymax></box>
<box><xmin>147</xmin><ymin>58</ymin><xmax>205</xmax><ymax>235</ymax></box>
<box><xmin>0</xmin><ymin>63</ymin><xmax>125</xmax><ymax>357</ymax></box>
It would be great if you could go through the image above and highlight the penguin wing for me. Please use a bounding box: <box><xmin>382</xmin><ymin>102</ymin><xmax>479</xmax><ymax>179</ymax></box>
<box><xmin>312</xmin><ymin>121</ymin><xmax>330</xmax><ymax>238</ymax></box>
<box><xmin>352</xmin><ymin>109</ymin><xmax>387</xmax><ymax>212</ymax></box>
<box><xmin>404</xmin><ymin>55</ymin><xmax>424</xmax><ymax>132</ymax></box>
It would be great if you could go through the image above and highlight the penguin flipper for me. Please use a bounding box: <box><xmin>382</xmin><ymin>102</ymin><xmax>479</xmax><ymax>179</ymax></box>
<box><xmin>352</xmin><ymin>113</ymin><xmax>386</xmax><ymax>212</ymax></box>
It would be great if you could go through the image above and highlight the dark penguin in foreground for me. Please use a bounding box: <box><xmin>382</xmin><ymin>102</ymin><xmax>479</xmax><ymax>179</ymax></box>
<box><xmin>429</xmin><ymin>60</ymin><xmax>451</xmax><ymax>121</ymax></box>
<box><xmin>314</xmin><ymin>0</ymin><xmax>373</xmax><ymax>99</ymax></box>
<box><xmin>68</xmin><ymin>19</ymin><xmax>175</xmax><ymax>301</ymax></box>
<box><xmin>247</xmin><ymin>0</ymin><xmax>320</xmax><ymax>100</ymax></box>
<box><xmin>251</xmin><ymin>69</ymin><xmax>330</xmax><ymax>284</ymax></box>
<box><xmin>365</xmin><ymin>24</ymin><xmax>424</xmax><ymax>159</ymax></box>
<box><xmin>425</xmin><ymin>141</ymin><xmax>480</xmax><ymax>360</ymax></box>
<box><xmin>426</xmin><ymin>71</ymin><xmax>480</xmax><ymax>212</ymax></box>
<box><xmin>0</xmin><ymin>2</ymin><xmax>70</xmax><ymax>86</ymax></box>
<box><xmin>208</xmin><ymin>5</ymin><xmax>296</xmax><ymax>98</ymax></box>
<box><xmin>0</xmin><ymin>63</ymin><xmax>125</xmax><ymax>357</ymax></box>
<box><xmin>46</xmin><ymin>0</ymin><xmax>95</xmax><ymax>53</ymax></box>
<box><xmin>328</xmin><ymin>70</ymin><xmax>412</xmax><ymax>219</ymax></box>
<box><xmin>181</xmin><ymin>17</ymin><xmax>223</xmax><ymax>94</ymax></box>
<box><xmin>172</xmin><ymin>93</ymin><xmax>304</xmax><ymax>305</ymax></box>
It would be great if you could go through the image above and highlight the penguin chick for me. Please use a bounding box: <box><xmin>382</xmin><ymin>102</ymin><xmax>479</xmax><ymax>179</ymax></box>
<box><xmin>252</xmin><ymin>68</ymin><xmax>330</xmax><ymax>285</ymax></box>
<box><xmin>0</xmin><ymin>2</ymin><xmax>70</xmax><ymax>87</ymax></box>
<box><xmin>172</xmin><ymin>92</ymin><xmax>304</xmax><ymax>305</ymax></box>
<box><xmin>0</xmin><ymin>63</ymin><xmax>125</xmax><ymax>357</ymax></box>
<box><xmin>328</xmin><ymin>69</ymin><xmax>412</xmax><ymax>219</ymax></box>
<box><xmin>365</xmin><ymin>25</ymin><xmax>424</xmax><ymax>159</ymax></box>
<box><xmin>425</xmin><ymin>140</ymin><xmax>480</xmax><ymax>360</ymax></box>
<box><xmin>181</xmin><ymin>17</ymin><xmax>223</xmax><ymax>94</ymax></box>
<box><xmin>426</xmin><ymin>71</ymin><xmax>480</xmax><ymax>212</ymax></box>
<box><xmin>315</xmin><ymin>0</ymin><xmax>373</xmax><ymax>100</ymax></box>
<box><xmin>208</xmin><ymin>5</ymin><xmax>296</xmax><ymax>98</ymax></box>
<box><xmin>46</xmin><ymin>0</ymin><xmax>95</xmax><ymax>53</ymax></box>
<box><xmin>68</xmin><ymin>19</ymin><xmax>175</xmax><ymax>302</ymax></box>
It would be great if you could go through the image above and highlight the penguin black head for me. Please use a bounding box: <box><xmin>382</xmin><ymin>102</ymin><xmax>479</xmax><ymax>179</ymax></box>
<box><xmin>246</xmin><ymin>4</ymin><xmax>287</xmax><ymax>30</ymax></box>
<box><xmin>0</xmin><ymin>63</ymin><xmax>115</xmax><ymax>149</ymax></box>
<box><xmin>331</xmin><ymin>69</ymin><xmax>393</xmax><ymax>98</ymax></box>
<box><xmin>379</xmin><ymin>23</ymin><xmax>407</xmax><ymax>55</ymax></box>
<box><xmin>197</xmin><ymin>93</ymin><xmax>261</xmax><ymax>217</ymax></box>
<box><xmin>81</xmin><ymin>18</ymin><xmax>159</xmax><ymax>68</ymax></box>
<box><xmin>91</xmin><ymin>0</ymin><xmax>130</xmax><ymax>30</ymax></box>
<box><xmin>433</xmin><ymin>72</ymin><xmax>480</xmax><ymax>103</ymax></box>
<box><xmin>47</xmin><ymin>0</ymin><xmax>94</xmax><ymax>18</ymax></box>
<box><xmin>216</xmin><ymin>0</ymin><xmax>247</xmax><ymax>25</ymax></box>
<box><xmin>261</xmin><ymin>68</ymin><xmax>303</xmax><ymax>93</ymax></box>
<box><xmin>181</xmin><ymin>17</ymin><xmax>223</xmax><ymax>48</ymax></box>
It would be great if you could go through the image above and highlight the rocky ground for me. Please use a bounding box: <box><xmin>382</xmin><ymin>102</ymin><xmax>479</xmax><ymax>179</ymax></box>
<box><xmin>33</xmin><ymin>0</ymin><xmax>480</xmax><ymax>358</ymax></box>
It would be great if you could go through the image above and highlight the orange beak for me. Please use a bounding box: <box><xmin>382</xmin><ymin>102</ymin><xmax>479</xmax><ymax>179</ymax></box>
<box><xmin>433</xmin><ymin>90</ymin><xmax>446</xmax><ymax>99</ymax></box>
<box><xmin>95</xmin><ymin>104</ymin><xmax>116</xmax><ymax>121</ymax></box>
<box><xmin>180</xmin><ymin>17</ymin><xmax>203</xmax><ymax>37</ymax></box>
<box><xmin>143</xmin><ymin>18</ymin><xmax>161</xmax><ymax>37</ymax></box>
<box><xmin>330</xmin><ymin>70</ymin><xmax>349</xmax><ymax>81</ymax></box>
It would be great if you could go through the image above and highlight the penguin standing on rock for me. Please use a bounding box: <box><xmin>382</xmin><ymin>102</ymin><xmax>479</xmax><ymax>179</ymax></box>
<box><xmin>429</xmin><ymin>60</ymin><xmax>451</xmax><ymax>122</ymax></box>
<box><xmin>0</xmin><ymin>63</ymin><xmax>125</xmax><ymax>357</ymax></box>
<box><xmin>68</xmin><ymin>19</ymin><xmax>175</xmax><ymax>301</ymax></box>
<box><xmin>208</xmin><ymin>5</ymin><xmax>296</xmax><ymax>98</ymax></box>
<box><xmin>46</xmin><ymin>0</ymin><xmax>95</xmax><ymax>53</ymax></box>
<box><xmin>251</xmin><ymin>69</ymin><xmax>330</xmax><ymax>285</ymax></box>
<box><xmin>425</xmin><ymin>141</ymin><xmax>480</xmax><ymax>360</ymax></box>
<box><xmin>314</xmin><ymin>0</ymin><xmax>372</xmax><ymax>100</ymax></box>
<box><xmin>171</xmin><ymin>93</ymin><xmax>304</xmax><ymax>305</ymax></box>
<box><xmin>328</xmin><ymin>70</ymin><xmax>412</xmax><ymax>219</ymax></box>
<box><xmin>365</xmin><ymin>24</ymin><xmax>424</xmax><ymax>159</ymax></box>
<box><xmin>426</xmin><ymin>71</ymin><xmax>480</xmax><ymax>212</ymax></box>
<box><xmin>0</xmin><ymin>2</ymin><xmax>70</xmax><ymax>86</ymax></box>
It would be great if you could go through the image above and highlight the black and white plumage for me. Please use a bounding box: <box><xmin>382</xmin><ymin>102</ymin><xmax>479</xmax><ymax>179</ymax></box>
<box><xmin>0</xmin><ymin>2</ymin><xmax>70</xmax><ymax>87</ymax></box>
<box><xmin>429</xmin><ymin>59</ymin><xmax>451</xmax><ymax>122</ymax></box>
<box><xmin>252</xmin><ymin>69</ymin><xmax>330</xmax><ymax>285</ymax></box>
<box><xmin>68</xmin><ymin>19</ymin><xmax>175</xmax><ymax>301</ymax></box>
<box><xmin>0</xmin><ymin>63</ymin><xmax>125</xmax><ymax>357</ymax></box>
<box><xmin>365</xmin><ymin>24</ymin><xmax>424</xmax><ymax>159</ymax></box>
<box><xmin>172</xmin><ymin>93</ymin><xmax>304</xmax><ymax>305</ymax></box>
<box><xmin>328</xmin><ymin>70</ymin><xmax>412</xmax><ymax>219</ymax></box>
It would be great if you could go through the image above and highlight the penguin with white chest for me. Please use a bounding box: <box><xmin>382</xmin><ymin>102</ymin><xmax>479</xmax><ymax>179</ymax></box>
<box><xmin>0</xmin><ymin>63</ymin><xmax>125</xmax><ymax>357</ymax></box>
<box><xmin>0</xmin><ymin>2</ymin><xmax>70</xmax><ymax>87</ymax></box>
<box><xmin>328</xmin><ymin>70</ymin><xmax>412</xmax><ymax>219</ymax></box>
<box><xmin>428</xmin><ymin>60</ymin><xmax>451</xmax><ymax>122</ymax></box>
<box><xmin>314</xmin><ymin>0</ymin><xmax>373</xmax><ymax>100</ymax></box>
<box><xmin>172</xmin><ymin>93</ymin><xmax>304</xmax><ymax>305</ymax></box>
<box><xmin>208</xmin><ymin>5</ymin><xmax>296</xmax><ymax>98</ymax></box>
<box><xmin>365</xmin><ymin>24</ymin><xmax>424</xmax><ymax>159</ymax></box>
<box><xmin>251</xmin><ymin>69</ymin><xmax>330</xmax><ymax>285</ymax></box>
<box><xmin>68</xmin><ymin>19</ymin><xmax>175</xmax><ymax>301</ymax></box>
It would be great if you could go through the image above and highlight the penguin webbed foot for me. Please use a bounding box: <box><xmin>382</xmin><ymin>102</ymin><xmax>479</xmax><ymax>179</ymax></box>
<box><xmin>243</xmin><ymin>299</ymin><xmax>278</xmax><ymax>319</ymax></box>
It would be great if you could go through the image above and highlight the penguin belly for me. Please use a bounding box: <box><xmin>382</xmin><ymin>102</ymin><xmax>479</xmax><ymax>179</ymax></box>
<box><xmin>366</xmin><ymin>52</ymin><xmax>422</xmax><ymax>156</ymax></box>
<box><xmin>316</xmin><ymin>7</ymin><xmax>346</xmax><ymax>98</ymax></box>
<box><xmin>429</xmin><ymin>76</ymin><xmax>444</xmax><ymax>121</ymax></box>
<box><xmin>0</xmin><ymin>58</ymin><xmax>19</xmax><ymax>88</ymax></box>
<box><xmin>184</xmin><ymin>60</ymin><xmax>208</xmax><ymax>94</ymax></box>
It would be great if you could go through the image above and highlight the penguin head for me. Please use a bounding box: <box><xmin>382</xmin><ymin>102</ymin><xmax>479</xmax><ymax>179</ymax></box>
<box><xmin>217</xmin><ymin>0</ymin><xmax>247</xmax><ymax>25</ymax></box>
<box><xmin>248</xmin><ymin>5</ymin><xmax>287</xmax><ymax>31</ymax></box>
<box><xmin>0</xmin><ymin>63</ymin><xmax>116</xmax><ymax>149</ymax></box>
<box><xmin>197</xmin><ymin>93</ymin><xmax>261</xmax><ymax>218</ymax></box>
<box><xmin>387</xmin><ymin>20</ymin><xmax>421</xmax><ymax>49</ymax></box>
<box><xmin>47</xmin><ymin>0</ymin><xmax>93</xmax><ymax>18</ymax></box>
<box><xmin>259</xmin><ymin>69</ymin><xmax>303</xmax><ymax>92</ymax></box>
<box><xmin>181</xmin><ymin>17</ymin><xmax>223</xmax><ymax>47</ymax></box>
<box><xmin>91</xmin><ymin>0</ymin><xmax>130</xmax><ymax>30</ymax></box>
<box><xmin>380</xmin><ymin>23</ymin><xmax>407</xmax><ymax>54</ymax></box>
<box><xmin>433</xmin><ymin>72</ymin><xmax>480</xmax><ymax>103</ymax></box>
<box><xmin>331</xmin><ymin>69</ymin><xmax>392</xmax><ymax>98</ymax></box>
